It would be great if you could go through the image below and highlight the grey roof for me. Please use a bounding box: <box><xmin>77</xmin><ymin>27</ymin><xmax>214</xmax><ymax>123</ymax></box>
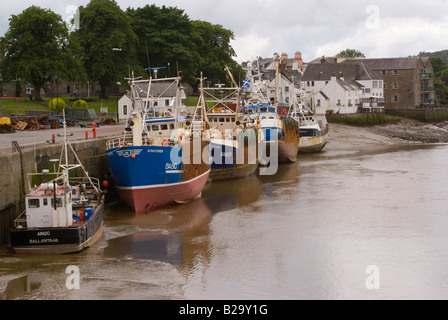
<box><xmin>133</xmin><ymin>81</ymin><xmax>179</xmax><ymax>98</ymax></box>
<box><xmin>354</xmin><ymin>57</ymin><xmax>421</xmax><ymax>70</ymax></box>
<box><xmin>301</xmin><ymin>60</ymin><xmax>382</xmax><ymax>81</ymax></box>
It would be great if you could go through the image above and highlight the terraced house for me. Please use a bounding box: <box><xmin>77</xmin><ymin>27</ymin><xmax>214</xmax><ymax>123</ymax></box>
<box><xmin>301</xmin><ymin>57</ymin><xmax>384</xmax><ymax>114</ymax></box>
<box><xmin>354</xmin><ymin>57</ymin><xmax>435</xmax><ymax>109</ymax></box>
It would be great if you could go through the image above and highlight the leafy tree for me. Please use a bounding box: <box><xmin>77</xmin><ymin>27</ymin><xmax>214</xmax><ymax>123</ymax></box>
<box><xmin>335</xmin><ymin>49</ymin><xmax>366</xmax><ymax>58</ymax></box>
<box><xmin>191</xmin><ymin>20</ymin><xmax>243</xmax><ymax>86</ymax></box>
<box><xmin>429</xmin><ymin>57</ymin><xmax>448</xmax><ymax>74</ymax></box>
<box><xmin>127</xmin><ymin>5</ymin><xmax>200</xmax><ymax>84</ymax></box>
<box><xmin>71</xmin><ymin>0</ymin><xmax>139</xmax><ymax>98</ymax></box>
<box><xmin>434</xmin><ymin>78</ymin><xmax>448</xmax><ymax>104</ymax></box>
<box><xmin>0</xmin><ymin>6</ymin><xmax>74</xmax><ymax>101</ymax></box>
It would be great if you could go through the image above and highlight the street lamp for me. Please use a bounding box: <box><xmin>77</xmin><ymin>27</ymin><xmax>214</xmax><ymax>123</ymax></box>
<box><xmin>113</xmin><ymin>48</ymin><xmax>122</xmax><ymax>123</ymax></box>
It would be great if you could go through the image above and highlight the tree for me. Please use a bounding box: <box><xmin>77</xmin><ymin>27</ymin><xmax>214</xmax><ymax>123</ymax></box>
<box><xmin>335</xmin><ymin>49</ymin><xmax>366</xmax><ymax>59</ymax></box>
<box><xmin>191</xmin><ymin>20</ymin><xmax>243</xmax><ymax>86</ymax></box>
<box><xmin>127</xmin><ymin>5</ymin><xmax>200</xmax><ymax>84</ymax></box>
<box><xmin>0</xmin><ymin>6</ymin><xmax>74</xmax><ymax>101</ymax></box>
<box><xmin>429</xmin><ymin>57</ymin><xmax>448</xmax><ymax>74</ymax></box>
<box><xmin>71</xmin><ymin>0</ymin><xmax>139</xmax><ymax>98</ymax></box>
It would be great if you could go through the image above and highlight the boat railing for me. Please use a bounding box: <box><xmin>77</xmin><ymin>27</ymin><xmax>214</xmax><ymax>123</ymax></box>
<box><xmin>69</xmin><ymin>176</ymin><xmax>101</xmax><ymax>190</ymax></box>
<box><xmin>106</xmin><ymin>136</ymin><xmax>135</xmax><ymax>149</ymax></box>
<box><xmin>14</xmin><ymin>211</ymin><xmax>27</xmax><ymax>229</ymax></box>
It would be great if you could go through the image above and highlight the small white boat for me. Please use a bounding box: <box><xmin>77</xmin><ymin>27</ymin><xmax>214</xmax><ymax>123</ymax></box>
<box><xmin>9</xmin><ymin>112</ymin><xmax>105</xmax><ymax>254</ymax></box>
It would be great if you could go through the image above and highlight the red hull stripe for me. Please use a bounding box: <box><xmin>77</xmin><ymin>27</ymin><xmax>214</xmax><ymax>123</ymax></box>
<box><xmin>116</xmin><ymin>170</ymin><xmax>210</xmax><ymax>212</ymax></box>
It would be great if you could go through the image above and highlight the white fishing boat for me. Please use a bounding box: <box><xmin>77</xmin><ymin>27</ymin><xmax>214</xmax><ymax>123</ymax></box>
<box><xmin>9</xmin><ymin>111</ymin><xmax>105</xmax><ymax>254</ymax></box>
<box><xmin>290</xmin><ymin>99</ymin><xmax>329</xmax><ymax>153</ymax></box>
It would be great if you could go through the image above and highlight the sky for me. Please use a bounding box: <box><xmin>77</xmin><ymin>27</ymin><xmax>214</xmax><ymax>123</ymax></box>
<box><xmin>1</xmin><ymin>0</ymin><xmax>448</xmax><ymax>63</ymax></box>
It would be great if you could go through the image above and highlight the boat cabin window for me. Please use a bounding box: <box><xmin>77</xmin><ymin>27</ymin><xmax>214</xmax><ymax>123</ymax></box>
<box><xmin>28</xmin><ymin>198</ymin><xmax>40</xmax><ymax>208</ymax></box>
<box><xmin>51</xmin><ymin>197</ymin><xmax>63</xmax><ymax>208</ymax></box>
<box><xmin>43</xmin><ymin>198</ymin><xmax>48</xmax><ymax>206</ymax></box>
<box><xmin>260</xmin><ymin>107</ymin><xmax>267</xmax><ymax>112</ymax></box>
<box><xmin>219</xmin><ymin>118</ymin><xmax>225</xmax><ymax>122</ymax></box>
<box><xmin>170</xmin><ymin>124</ymin><xmax>175</xmax><ymax>130</ymax></box>
<box><xmin>226</xmin><ymin>118</ymin><xmax>231</xmax><ymax>122</ymax></box>
<box><xmin>161</xmin><ymin>124</ymin><xmax>168</xmax><ymax>130</ymax></box>
<box><xmin>152</xmin><ymin>125</ymin><xmax>159</xmax><ymax>131</ymax></box>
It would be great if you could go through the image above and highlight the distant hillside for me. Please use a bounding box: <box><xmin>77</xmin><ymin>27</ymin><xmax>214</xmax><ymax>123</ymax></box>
<box><xmin>418</xmin><ymin>50</ymin><xmax>448</xmax><ymax>65</ymax></box>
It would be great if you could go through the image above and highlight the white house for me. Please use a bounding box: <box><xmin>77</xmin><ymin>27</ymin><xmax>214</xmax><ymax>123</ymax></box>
<box><xmin>301</xmin><ymin>57</ymin><xmax>384</xmax><ymax>114</ymax></box>
<box><xmin>118</xmin><ymin>82</ymin><xmax>187</xmax><ymax>122</ymax></box>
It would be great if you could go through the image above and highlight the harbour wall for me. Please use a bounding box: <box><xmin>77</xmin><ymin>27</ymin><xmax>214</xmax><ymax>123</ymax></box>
<box><xmin>0</xmin><ymin>138</ymin><xmax>109</xmax><ymax>245</ymax></box>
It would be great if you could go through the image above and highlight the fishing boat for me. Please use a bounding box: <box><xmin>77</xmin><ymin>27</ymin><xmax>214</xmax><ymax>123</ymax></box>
<box><xmin>202</xmin><ymin>68</ymin><xmax>260</xmax><ymax>180</ymax></box>
<box><xmin>289</xmin><ymin>99</ymin><xmax>329</xmax><ymax>153</ymax></box>
<box><xmin>9</xmin><ymin>112</ymin><xmax>105</xmax><ymax>254</ymax></box>
<box><xmin>242</xmin><ymin>58</ymin><xmax>300</xmax><ymax>164</ymax></box>
<box><xmin>106</xmin><ymin>75</ymin><xmax>210</xmax><ymax>213</ymax></box>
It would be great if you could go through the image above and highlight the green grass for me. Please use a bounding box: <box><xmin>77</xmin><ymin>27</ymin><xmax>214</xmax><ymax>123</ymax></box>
<box><xmin>0</xmin><ymin>95</ymin><xmax>215</xmax><ymax>116</ymax></box>
<box><xmin>0</xmin><ymin>96</ymin><xmax>119</xmax><ymax>115</ymax></box>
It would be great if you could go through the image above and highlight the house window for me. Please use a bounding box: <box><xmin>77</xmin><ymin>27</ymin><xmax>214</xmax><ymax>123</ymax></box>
<box><xmin>393</xmin><ymin>95</ymin><xmax>399</xmax><ymax>102</ymax></box>
<box><xmin>317</xmin><ymin>99</ymin><xmax>321</xmax><ymax>107</ymax></box>
<box><xmin>337</xmin><ymin>100</ymin><xmax>341</xmax><ymax>105</ymax></box>
<box><xmin>67</xmin><ymin>85</ymin><xmax>71</xmax><ymax>94</ymax></box>
<box><xmin>307</xmin><ymin>81</ymin><xmax>310</xmax><ymax>87</ymax></box>
<box><xmin>383</xmin><ymin>83</ymin><xmax>387</xmax><ymax>89</ymax></box>
<box><xmin>381</xmin><ymin>70</ymin><xmax>387</xmax><ymax>75</ymax></box>
<box><xmin>393</xmin><ymin>70</ymin><xmax>398</xmax><ymax>75</ymax></box>
<box><xmin>123</xmin><ymin>105</ymin><xmax>128</xmax><ymax>115</ymax></box>
<box><xmin>285</xmin><ymin>86</ymin><xmax>289</xmax><ymax>93</ymax></box>
<box><xmin>165</xmin><ymin>100</ymin><xmax>170</xmax><ymax>106</ymax></box>
<box><xmin>311</xmin><ymin>81</ymin><xmax>315</xmax><ymax>87</ymax></box>
<box><xmin>393</xmin><ymin>83</ymin><xmax>399</xmax><ymax>89</ymax></box>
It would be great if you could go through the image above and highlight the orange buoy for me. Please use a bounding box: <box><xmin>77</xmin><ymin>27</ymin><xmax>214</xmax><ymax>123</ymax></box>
<box><xmin>102</xmin><ymin>180</ymin><xmax>110</xmax><ymax>188</ymax></box>
<box><xmin>131</xmin><ymin>153</ymin><xmax>136</xmax><ymax>159</ymax></box>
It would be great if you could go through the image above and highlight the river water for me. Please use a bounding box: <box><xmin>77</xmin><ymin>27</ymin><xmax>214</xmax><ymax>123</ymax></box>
<box><xmin>2</xmin><ymin>136</ymin><xmax>448</xmax><ymax>300</ymax></box>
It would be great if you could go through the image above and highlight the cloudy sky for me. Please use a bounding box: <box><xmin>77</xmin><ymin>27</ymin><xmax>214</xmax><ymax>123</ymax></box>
<box><xmin>1</xmin><ymin>0</ymin><xmax>448</xmax><ymax>63</ymax></box>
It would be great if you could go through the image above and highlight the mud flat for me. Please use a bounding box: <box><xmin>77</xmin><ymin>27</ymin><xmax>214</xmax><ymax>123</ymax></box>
<box><xmin>328</xmin><ymin>120</ymin><xmax>448</xmax><ymax>148</ymax></box>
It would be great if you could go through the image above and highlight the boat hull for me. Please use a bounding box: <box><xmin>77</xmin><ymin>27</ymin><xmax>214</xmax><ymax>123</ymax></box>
<box><xmin>106</xmin><ymin>143</ymin><xmax>210</xmax><ymax>212</ymax></box>
<box><xmin>209</xmin><ymin>139</ymin><xmax>259</xmax><ymax>180</ymax></box>
<box><xmin>9</xmin><ymin>201</ymin><xmax>104</xmax><ymax>255</ymax></box>
<box><xmin>299</xmin><ymin>134</ymin><xmax>329</xmax><ymax>153</ymax></box>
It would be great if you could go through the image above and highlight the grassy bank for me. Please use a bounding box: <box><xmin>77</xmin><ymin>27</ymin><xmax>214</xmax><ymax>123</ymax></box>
<box><xmin>326</xmin><ymin>113</ymin><xmax>405</xmax><ymax>126</ymax></box>
<box><xmin>0</xmin><ymin>95</ymin><xmax>202</xmax><ymax>116</ymax></box>
<box><xmin>0</xmin><ymin>96</ymin><xmax>119</xmax><ymax>115</ymax></box>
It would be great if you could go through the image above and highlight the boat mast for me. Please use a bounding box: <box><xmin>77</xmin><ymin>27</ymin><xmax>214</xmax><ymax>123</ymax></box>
<box><xmin>274</xmin><ymin>54</ymin><xmax>280</xmax><ymax>107</ymax></box>
<box><xmin>62</xmin><ymin>109</ymin><xmax>70</xmax><ymax>183</ymax></box>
